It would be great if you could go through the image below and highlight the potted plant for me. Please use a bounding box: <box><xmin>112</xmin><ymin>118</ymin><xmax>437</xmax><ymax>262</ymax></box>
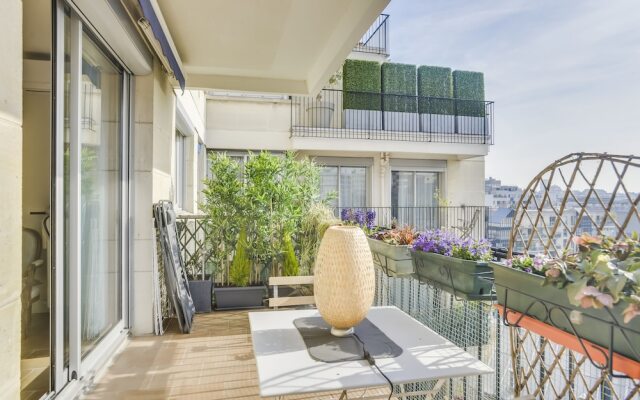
<box><xmin>452</xmin><ymin>70</ymin><xmax>487</xmax><ymax>135</ymax></box>
<box><xmin>417</xmin><ymin>65</ymin><xmax>455</xmax><ymax>134</ymax></box>
<box><xmin>307</xmin><ymin>71</ymin><xmax>341</xmax><ymax>128</ymax></box>
<box><xmin>214</xmin><ymin>228</ymin><xmax>266</xmax><ymax>309</ymax></box>
<box><xmin>491</xmin><ymin>233</ymin><xmax>640</xmax><ymax>362</ymax></box>
<box><xmin>342</xmin><ymin>59</ymin><xmax>382</xmax><ymax>130</ymax></box>
<box><xmin>410</xmin><ymin>229</ymin><xmax>494</xmax><ymax>300</ymax></box>
<box><xmin>184</xmin><ymin>247</ymin><xmax>214</xmax><ymax>313</ymax></box>
<box><xmin>381</xmin><ymin>62</ymin><xmax>419</xmax><ymax>132</ymax></box>
<box><xmin>367</xmin><ymin>223</ymin><xmax>419</xmax><ymax>277</ymax></box>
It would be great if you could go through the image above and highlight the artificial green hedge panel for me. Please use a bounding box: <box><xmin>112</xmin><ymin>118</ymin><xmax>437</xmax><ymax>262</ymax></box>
<box><xmin>342</xmin><ymin>59</ymin><xmax>381</xmax><ymax>111</ymax></box>
<box><xmin>381</xmin><ymin>62</ymin><xmax>417</xmax><ymax>113</ymax></box>
<box><xmin>417</xmin><ymin>66</ymin><xmax>454</xmax><ymax>115</ymax></box>
<box><xmin>452</xmin><ymin>70</ymin><xmax>485</xmax><ymax>117</ymax></box>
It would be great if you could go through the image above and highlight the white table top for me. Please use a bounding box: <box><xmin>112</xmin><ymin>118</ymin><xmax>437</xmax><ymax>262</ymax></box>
<box><xmin>249</xmin><ymin>306</ymin><xmax>493</xmax><ymax>397</ymax></box>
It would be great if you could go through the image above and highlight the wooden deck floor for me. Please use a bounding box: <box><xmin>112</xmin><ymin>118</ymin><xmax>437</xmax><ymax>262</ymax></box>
<box><xmin>83</xmin><ymin>310</ymin><xmax>388</xmax><ymax>400</ymax></box>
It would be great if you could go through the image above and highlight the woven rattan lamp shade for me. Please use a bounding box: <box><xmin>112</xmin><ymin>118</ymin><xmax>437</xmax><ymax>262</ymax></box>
<box><xmin>314</xmin><ymin>226</ymin><xmax>375</xmax><ymax>336</ymax></box>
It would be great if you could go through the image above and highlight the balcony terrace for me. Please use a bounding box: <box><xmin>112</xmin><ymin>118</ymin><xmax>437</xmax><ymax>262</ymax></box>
<box><xmin>352</xmin><ymin>14</ymin><xmax>390</xmax><ymax>56</ymax></box>
<box><xmin>291</xmin><ymin>89</ymin><xmax>494</xmax><ymax>145</ymax></box>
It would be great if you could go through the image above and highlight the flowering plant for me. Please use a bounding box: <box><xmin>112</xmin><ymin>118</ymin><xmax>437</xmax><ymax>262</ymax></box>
<box><xmin>370</xmin><ymin>225</ymin><xmax>419</xmax><ymax>246</ymax></box>
<box><xmin>340</xmin><ymin>208</ymin><xmax>376</xmax><ymax>231</ymax></box>
<box><xmin>412</xmin><ymin>229</ymin><xmax>492</xmax><ymax>262</ymax></box>
<box><xmin>504</xmin><ymin>254</ymin><xmax>550</xmax><ymax>275</ymax></box>
<box><xmin>503</xmin><ymin>233</ymin><xmax>640</xmax><ymax>323</ymax></box>
<box><xmin>558</xmin><ymin>233</ymin><xmax>640</xmax><ymax>323</ymax></box>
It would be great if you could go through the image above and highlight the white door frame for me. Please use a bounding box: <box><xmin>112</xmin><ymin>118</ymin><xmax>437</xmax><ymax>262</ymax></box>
<box><xmin>51</xmin><ymin>0</ymin><xmax>132</xmax><ymax>394</ymax></box>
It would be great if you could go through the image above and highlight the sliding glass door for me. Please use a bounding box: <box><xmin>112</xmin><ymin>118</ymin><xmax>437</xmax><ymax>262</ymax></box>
<box><xmin>53</xmin><ymin>0</ymin><xmax>129</xmax><ymax>391</ymax></box>
<box><xmin>391</xmin><ymin>171</ymin><xmax>440</xmax><ymax>228</ymax></box>
<box><xmin>79</xmin><ymin>30</ymin><xmax>123</xmax><ymax>356</ymax></box>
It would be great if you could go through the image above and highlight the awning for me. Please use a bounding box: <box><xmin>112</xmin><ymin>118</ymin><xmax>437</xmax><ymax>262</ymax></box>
<box><xmin>138</xmin><ymin>0</ymin><xmax>186</xmax><ymax>90</ymax></box>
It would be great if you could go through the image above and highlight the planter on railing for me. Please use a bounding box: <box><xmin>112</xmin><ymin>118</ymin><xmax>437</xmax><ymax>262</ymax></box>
<box><xmin>367</xmin><ymin>237</ymin><xmax>414</xmax><ymax>277</ymax></box>
<box><xmin>411</xmin><ymin>250</ymin><xmax>495</xmax><ymax>300</ymax></box>
<box><xmin>491</xmin><ymin>261</ymin><xmax>640</xmax><ymax>363</ymax></box>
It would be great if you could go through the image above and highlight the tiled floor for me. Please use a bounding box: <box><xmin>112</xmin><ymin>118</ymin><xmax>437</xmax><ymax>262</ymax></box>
<box><xmin>83</xmin><ymin>310</ymin><xmax>388</xmax><ymax>400</ymax></box>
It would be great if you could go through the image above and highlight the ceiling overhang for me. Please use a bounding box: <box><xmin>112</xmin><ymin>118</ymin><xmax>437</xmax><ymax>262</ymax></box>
<box><xmin>132</xmin><ymin>0</ymin><xmax>389</xmax><ymax>95</ymax></box>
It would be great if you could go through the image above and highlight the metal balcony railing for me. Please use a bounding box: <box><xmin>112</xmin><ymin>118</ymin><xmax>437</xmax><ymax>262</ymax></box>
<box><xmin>353</xmin><ymin>14</ymin><xmax>389</xmax><ymax>56</ymax></box>
<box><xmin>291</xmin><ymin>89</ymin><xmax>494</xmax><ymax>144</ymax></box>
<box><xmin>334</xmin><ymin>206</ymin><xmax>489</xmax><ymax>240</ymax></box>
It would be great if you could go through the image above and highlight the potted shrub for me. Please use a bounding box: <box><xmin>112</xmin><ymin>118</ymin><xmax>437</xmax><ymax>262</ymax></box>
<box><xmin>491</xmin><ymin>233</ymin><xmax>640</xmax><ymax>362</ymax></box>
<box><xmin>367</xmin><ymin>223</ymin><xmax>419</xmax><ymax>277</ymax></box>
<box><xmin>417</xmin><ymin>66</ymin><xmax>455</xmax><ymax>134</ymax></box>
<box><xmin>214</xmin><ymin>228</ymin><xmax>266</xmax><ymax>309</ymax></box>
<box><xmin>381</xmin><ymin>62</ymin><xmax>419</xmax><ymax>132</ymax></box>
<box><xmin>184</xmin><ymin>247</ymin><xmax>214</xmax><ymax>313</ymax></box>
<box><xmin>342</xmin><ymin>59</ymin><xmax>382</xmax><ymax>130</ymax></box>
<box><xmin>410</xmin><ymin>229</ymin><xmax>494</xmax><ymax>300</ymax></box>
<box><xmin>307</xmin><ymin>71</ymin><xmax>341</xmax><ymax>128</ymax></box>
<box><xmin>452</xmin><ymin>70</ymin><xmax>487</xmax><ymax>135</ymax></box>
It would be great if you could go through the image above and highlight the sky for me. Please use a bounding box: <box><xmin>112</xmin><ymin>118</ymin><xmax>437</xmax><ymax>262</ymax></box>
<box><xmin>383</xmin><ymin>0</ymin><xmax>640</xmax><ymax>191</ymax></box>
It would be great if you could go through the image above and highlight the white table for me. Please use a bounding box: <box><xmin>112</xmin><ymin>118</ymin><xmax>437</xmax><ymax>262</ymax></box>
<box><xmin>249</xmin><ymin>306</ymin><xmax>493</xmax><ymax>399</ymax></box>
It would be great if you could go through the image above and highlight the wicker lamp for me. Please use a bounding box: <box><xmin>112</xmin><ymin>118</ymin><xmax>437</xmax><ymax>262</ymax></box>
<box><xmin>314</xmin><ymin>225</ymin><xmax>375</xmax><ymax>337</ymax></box>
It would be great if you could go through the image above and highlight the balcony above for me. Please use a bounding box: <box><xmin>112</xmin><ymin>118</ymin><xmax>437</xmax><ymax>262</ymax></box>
<box><xmin>128</xmin><ymin>0</ymin><xmax>390</xmax><ymax>95</ymax></box>
<box><xmin>291</xmin><ymin>89</ymin><xmax>494</xmax><ymax>145</ymax></box>
<box><xmin>352</xmin><ymin>14</ymin><xmax>389</xmax><ymax>57</ymax></box>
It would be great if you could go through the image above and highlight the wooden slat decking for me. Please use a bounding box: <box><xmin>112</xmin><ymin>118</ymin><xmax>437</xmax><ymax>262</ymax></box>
<box><xmin>83</xmin><ymin>310</ymin><xmax>388</xmax><ymax>400</ymax></box>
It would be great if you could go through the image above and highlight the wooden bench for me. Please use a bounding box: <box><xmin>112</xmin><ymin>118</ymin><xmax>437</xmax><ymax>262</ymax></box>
<box><xmin>268</xmin><ymin>276</ymin><xmax>315</xmax><ymax>309</ymax></box>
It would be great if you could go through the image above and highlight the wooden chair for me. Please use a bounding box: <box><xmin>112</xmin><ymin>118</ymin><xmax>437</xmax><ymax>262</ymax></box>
<box><xmin>22</xmin><ymin>228</ymin><xmax>44</xmax><ymax>338</ymax></box>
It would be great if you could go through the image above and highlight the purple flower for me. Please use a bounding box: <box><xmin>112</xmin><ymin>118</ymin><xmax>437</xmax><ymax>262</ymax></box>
<box><xmin>366</xmin><ymin>210</ymin><xmax>376</xmax><ymax>229</ymax></box>
<box><xmin>354</xmin><ymin>210</ymin><xmax>365</xmax><ymax>226</ymax></box>
<box><xmin>412</xmin><ymin>229</ymin><xmax>491</xmax><ymax>261</ymax></box>
<box><xmin>340</xmin><ymin>208</ymin><xmax>350</xmax><ymax>222</ymax></box>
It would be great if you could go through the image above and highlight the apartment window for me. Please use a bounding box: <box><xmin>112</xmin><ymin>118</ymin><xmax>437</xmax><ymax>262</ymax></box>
<box><xmin>391</xmin><ymin>171</ymin><xmax>439</xmax><ymax>207</ymax></box>
<box><xmin>320</xmin><ymin>166</ymin><xmax>368</xmax><ymax>208</ymax></box>
<box><xmin>391</xmin><ymin>171</ymin><xmax>440</xmax><ymax>227</ymax></box>
<box><xmin>175</xmin><ymin>131</ymin><xmax>187</xmax><ymax>208</ymax></box>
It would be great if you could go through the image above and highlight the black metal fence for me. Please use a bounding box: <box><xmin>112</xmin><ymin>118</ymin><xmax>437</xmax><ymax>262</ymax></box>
<box><xmin>291</xmin><ymin>89</ymin><xmax>494</xmax><ymax>144</ymax></box>
<box><xmin>335</xmin><ymin>206</ymin><xmax>489</xmax><ymax>240</ymax></box>
<box><xmin>353</xmin><ymin>14</ymin><xmax>389</xmax><ymax>55</ymax></box>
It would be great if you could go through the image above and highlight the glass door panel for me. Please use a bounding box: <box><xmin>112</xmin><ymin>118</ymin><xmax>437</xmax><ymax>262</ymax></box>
<box><xmin>320</xmin><ymin>166</ymin><xmax>339</xmax><ymax>208</ymax></box>
<box><xmin>79</xmin><ymin>32</ymin><xmax>123</xmax><ymax>356</ymax></box>
<box><xmin>391</xmin><ymin>171</ymin><xmax>414</xmax><ymax>225</ymax></box>
<box><xmin>339</xmin><ymin>167</ymin><xmax>367</xmax><ymax>208</ymax></box>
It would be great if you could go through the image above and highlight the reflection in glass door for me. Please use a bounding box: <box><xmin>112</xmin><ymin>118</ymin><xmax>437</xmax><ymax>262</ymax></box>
<box><xmin>79</xmin><ymin>31</ymin><xmax>123</xmax><ymax>355</ymax></box>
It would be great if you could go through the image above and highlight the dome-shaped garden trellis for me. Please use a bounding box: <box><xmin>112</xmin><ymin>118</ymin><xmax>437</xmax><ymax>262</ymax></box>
<box><xmin>498</xmin><ymin>153</ymin><xmax>640</xmax><ymax>398</ymax></box>
<box><xmin>508</xmin><ymin>152</ymin><xmax>640</xmax><ymax>258</ymax></box>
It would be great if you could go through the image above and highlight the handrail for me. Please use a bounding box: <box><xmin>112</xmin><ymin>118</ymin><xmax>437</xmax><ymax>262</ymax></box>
<box><xmin>361</xmin><ymin>14</ymin><xmax>389</xmax><ymax>47</ymax></box>
<box><xmin>291</xmin><ymin>89</ymin><xmax>495</xmax><ymax>144</ymax></box>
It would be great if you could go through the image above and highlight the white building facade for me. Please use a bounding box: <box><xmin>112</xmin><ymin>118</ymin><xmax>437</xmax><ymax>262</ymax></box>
<box><xmin>206</xmin><ymin>19</ymin><xmax>493</xmax><ymax>223</ymax></box>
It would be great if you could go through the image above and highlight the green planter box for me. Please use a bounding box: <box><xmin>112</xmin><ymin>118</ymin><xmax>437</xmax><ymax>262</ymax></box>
<box><xmin>410</xmin><ymin>250</ymin><xmax>495</xmax><ymax>300</ymax></box>
<box><xmin>491</xmin><ymin>262</ymin><xmax>640</xmax><ymax>362</ymax></box>
<box><xmin>367</xmin><ymin>237</ymin><xmax>414</xmax><ymax>277</ymax></box>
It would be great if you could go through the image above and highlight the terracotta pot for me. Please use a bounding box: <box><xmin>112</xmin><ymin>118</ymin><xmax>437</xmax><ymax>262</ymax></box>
<box><xmin>314</xmin><ymin>226</ymin><xmax>375</xmax><ymax>336</ymax></box>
